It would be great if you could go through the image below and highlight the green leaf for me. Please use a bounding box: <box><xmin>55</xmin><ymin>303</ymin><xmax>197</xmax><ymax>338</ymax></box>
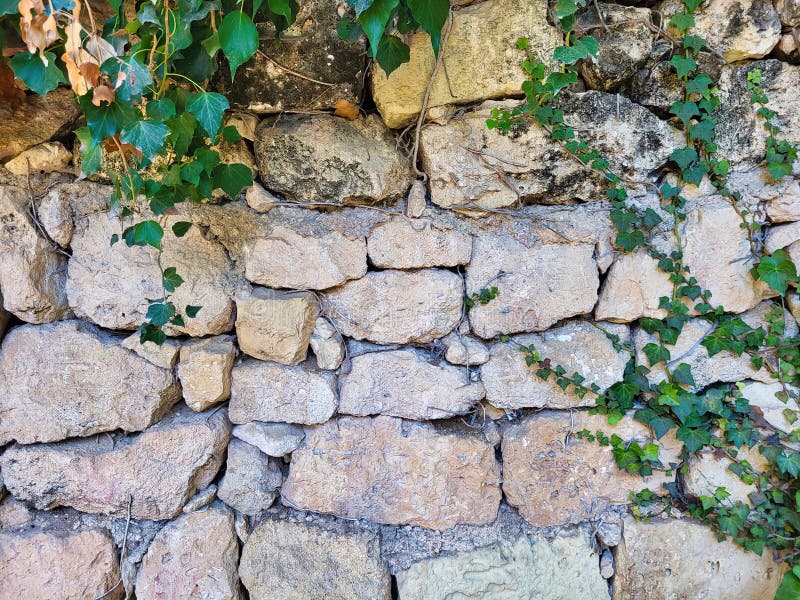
<box><xmin>644</xmin><ymin>342</ymin><xmax>670</xmax><ymax>366</ymax></box>
<box><xmin>670</xmin><ymin>101</ymin><xmax>700</xmax><ymax>124</ymax></box>
<box><xmin>140</xmin><ymin>323</ymin><xmax>167</xmax><ymax>345</ymax></box>
<box><xmin>337</xmin><ymin>17</ymin><xmax>364</xmax><ymax>41</ymax></box>
<box><xmin>545</xmin><ymin>71</ymin><xmax>578</xmax><ymax>95</ymax></box>
<box><xmin>166</xmin><ymin>112</ymin><xmax>197</xmax><ymax>158</ymax></box>
<box><xmin>358</xmin><ymin>0</ymin><xmax>399</xmax><ymax>58</ymax></box>
<box><xmin>668</xmin><ymin>55</ymin><xmax>697</xmax><ymax>79</ymax></box>
<box><xmin>643</xmin><ymin>208</ymin><xmax>663</xmax><ymax>228</ymax></box>
<box><xmin>0</xmin><ymin>0</ymin><xmax>18</xmax><ymax>15</ymax></box>
<box><xmin>212</xmin><ymin>163</ymin><xmax>253</xmax><ymax>198</ymax></box>
<box><xmin>186</xmin><ymin>92</ymin><xmax>229</xmax><ymax>141</ymax></box>
<box><xmin>775</xmin><ymin>571</ymin><xmax>800</xmax><ymax>600</ymax></box>
<box><xmin>128</xmin><ymin>220</ymin><xmax>164</xmax><ymax>250</ymax></box>
<box><xmin>554</xmin><ymin>0</ymin><xmax>580</xmax><ymax>19</ymax></box>
<box><xmin>100</xmin><ymin>56</ymin><xmax>152</xmax><ymax>103</ymax></box>
<box><xmin>80</xmin><ymin>95</ymin><xmax>138</xmax><ymax>142</ymax></box>
<box><xmin>162</xmin><ymin>267</ymin><xmax>184</xmax><ymax>293</ymax></box>
<box><xmin>756</xmin><ymin>249</ymin><xmax>798</xmax><ymax>296</ymax></box>
<box><xmin>186</xmin><ymin>304</ymin><xmax>202</xmax><ymax>318</ymax></box>
<box><xmin>172</xmin><ymin>221</ymin><xmax>193</xmax><ymax>237</ymax></box>
<box><xmin>9</xmin><ymin>51</ymin><xmax>66</xmax><ymax>97</ymax></box>
<box><xmin>669</xmin><ymin>12</ymin><xmax>695</xmax><ymax>34</ymax></box>
<box><xmin>222</xmin><ymin>125</ymin><xmax>242</xmax><ymax>143</ymax></box>
<box><xmin>777</xmin><ymin>452</ymin><xmax>800</xmax><ymax>478</ymax></box>
<box><xmin>407</xmin><ymin>0</ymin><xmax>449</xmax><ymax>54</ymax></box>
<box><xmin>146</xmin><ymin>302</ymin><xmax>176</xmax><ymax>327</ymax></box>
<box><xmin>75</xmin><ymin>127</ymin><xmax>102</xmax><ymax>176</ymax></box>
<box><xmin>670</xmin><ymin>147</ymin><xmax>698</xmax><ymax>169</ymax></box>
<box><xmin>219</xmin><ymin>11</ymin><xmax>259</xmax><ymax>79</ymax></box>
<box><xmin>267</xmin><ymin>0</ymin><xmax>294</xmax><ymax>21</ymax></box>
<box><xmin>672</xmin><ymin>363</ymin><xmax>696</xmax><ymax>387</ymax></box>
<box><xmin>553</xmin><ymin>36</ymin><xmax>598</xmax><ymax>65</ymax></box>
<box><xmin>120</xmin><ymin>120</ymin><xmax>169</xmax><ymax>162</ymax></box>
<box><xmin>676</xmin><ymin>426</ymin><xmax>712</xmax><ymax>453</ymax></box>
<box><xmin>375</xmin><ymin>35</ymin><xmax>410</xmax><ymax>76</ymax></box>
<box><xmin>147</xmin><ymin>99</ymin><xmax>177</xmax><ymax>121</ymax></box>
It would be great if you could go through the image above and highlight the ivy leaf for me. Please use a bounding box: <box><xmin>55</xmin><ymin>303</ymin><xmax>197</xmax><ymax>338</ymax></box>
<box><xmin>650</xmin><ymin>416</ymin><xmax>676</xmax><ymax>439</ymax></box>
<box><xmin>337</xmin><ymin>17</ymin><xmax>364</xmax><ymax>41</ymax></box>
<box><xmin>147</xmin><ymin>99</ymin><xmax>177</xmax><ymax>121</ymax></box>
<box><xmin>643</xmin><ymin>342</ymin><xmax>670</xmax><ymax>366</ymax></box>
<box><xmin>186</xmin><ymin>305</ymin><xmax>202</xmax><ymax>318</ymax></box>
<box><xmin>166</xmin><ymin>112</ymin><xmax>197</xmax><ymax>158</ymax></box>
<box><xmin>685</xmin><ymin>74</ymin><xmax>713</xmax><ymax>96</ymax></box>
<box><xmin>553</xmin><ymin>0</ymin><xmax>580</xmax><ymax>19</ymax></box>
<box><xmin>545</xmin><ymin>71</ymin><xmax>578</xmax><ymax>95</ymax></box>
<box><xmin>212</xmin><ymin>163</ymin><xmax>253</xmax><ymax>198</ymax></box>
<box><xmin>375</xmin><ymin>35</ymin><xmax>410</xmax><ymax>76</ymax></box>
<box><xmin>101</xmin><ymin>56</ymin><xmax>152</xmax><ymax>103</ymax></box>
<box><xmin>120</xmin><ymin>120</ymin><xmax>169</xmax><ymax>162</ymax></box>
<box><xmin>358</xmin><ymin>0</ymin><xmax>399</xmax><ymax>58</ymax></box>
<box><xmin>186</xmin><ymin>92</ymin><xmax>229</xmax><ymax>141</ymax></box>
<box><xmin>9</xmin><ymin>51</ymin><xmax>66</xmax><ymax>97</ymax></box>
<box><xmin>146</xmin><ymin>301</ymin><xmax>176</xmax><ymax>327</ymax></box>
<box><xmin>140</xmin><ymin>323</ymin><xmax>166</xmax><ymax>345</ymax></box>
<box><xmin>756</xmin><ymin>249</ymin><xmax>798</xmax><ymax>296</ymax></box>
<box><xmin>672</xmin><ymin>363</ymin><xmax>696</xmax><ymax>388</ymax></box>
<box><xmin>0</xmin><ymin>0</ymin><xmax>18</xmax><ymax>15</ymax></box>
<box><xmin>777</xmin><ymin>452</ymin><xmax>800</xmax><ymax>478</ymax></box>
<box><xmin>676</xmin><ymin>426</ymin><xmax>712</xmax><ymax>453</ymax></box>
<box><xmin>670</xmin><ymin>101</ymin><xmax>700</xmax><ymax>124</ymax></box>
<box><xmin>615</xmin><ymin>229</ymin><xmax>645</xmax><ymax>251</ymax></box>
<box><xmin>80</xmin><ymin>96</ymin><xmax>138</xmax><ymax>142</ymax></box>
<box><xmin>129</xmin><ymin>220</ymin><xmax>164</xmax><ymax>250</ymax></box>
<box><xmin>776</xmin><ymin>571</ymin><xmax>800</xmax><ymax>600</ymax></box>
<box><xmin>670</xmin><ymin>147</ymin><xmax>698</xmax><ymax>169</ymax></box>
<box><xmin>669</xmin><ymin>12</ymin><xmax>695</xmax><ymax>34</ymax></box>
<box><xmin>553</xmin><ymin>36</ymin><xmax>598</xmax><ymax>65</ymax></box>
<box><xmin>162</xmin><ymin>267</ymin><xmax>184</xmax><ymax>293</ymax></box>
<box><xmin>668</xmin><ymin>55</ymin><xmax>697</xmax><ymax>79</ymax></box>
<box><xmin>172</xmin><ymin>221</ymin><xmax>193</xmax><ymax>237</ymax></box>
<box><xmin>75</xmin><ymin>127</ymin><xmax>102</xmax><ymax>176</ymax></box>
<box><xmin>219</xmin><ymin>11</ymin><xmax>259</xmax><ymax>79</ymax></box>
<box><xmin>407</xmin><ymin>0</ymin><xmax>449</xmax><ymax>54</ymax></box>
<box><xmin>643</xmin><ymin>208</ymin><xmax>662</xmax><ymax>228</ymax></box>
<box><xmin>766</xmin><ymin>160</ymin><xmax>793</xmax><ymax>181</ymax></box>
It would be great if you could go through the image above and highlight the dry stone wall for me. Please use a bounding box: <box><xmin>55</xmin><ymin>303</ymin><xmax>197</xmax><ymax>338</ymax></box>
<box><xmin>0</xmin><ymin>0</ymin><xmax>799</xmax><ymax>598</ymax></box>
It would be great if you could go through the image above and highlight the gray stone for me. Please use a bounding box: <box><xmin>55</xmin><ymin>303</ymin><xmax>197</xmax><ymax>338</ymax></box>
<box><xmin>0</xmin><ymin>89</ymin><xmax>80</xmax><ymax>161</ymax></box>
<box><xmin>217</xmin><ymin>440</ymin><xmax>282</xmax><ymax>515</ymax></box>
<box><xmin>232</xmin><ymin>421</ymin><xmax>305</xmax><ymax>456</ymax></box>
<box><xmin>309</xmin><ymin>316</ymin><xmax>345</xmax><ymax>370</ymax></box>
<box><xmin>367</xmin><ymin>218</ymin><xmax>472</xmax><ymax>269</ymax></box>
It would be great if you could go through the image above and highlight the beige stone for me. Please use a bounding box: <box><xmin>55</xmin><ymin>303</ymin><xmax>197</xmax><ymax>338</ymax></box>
<box><xmin>239</xmin><ymin>518</ymin><xmax>390</xmax><ymax>600</ymax></box>
<box><xmin>254</xmin><ymin>114</ymin><xmax>410</xmax><ymax>205</ymax></box>
<box><xmin>0</xmin><ymin>528</ymin><xmax>122</xmax><ymax>600</ymax></box>
<box><xmin>309</xmin><ymin>316</ymin><xmax>345</xmax><ymax>370</ymax></box>
<box><xmin>728</xmin><ymin>169</ymin><xmax>800</xmax><ymax>223</ymax></box>
<box><xmin>396</xmin><ymin>533</ymin><xmax>610</xmax><ymax>600</ymax></box>
<box><xmin>339</xmin><ymin>349</ymin><xmax>484</xmax><ymax>420</ymax></box>
<box><xmin>371</xmin><ymin>0</ymin><xmax>559</xmax><ymax>128</ymax></box>
<box><xmin>774</xmin><ymin>32</ymin><xmax>800</xmax><ymax>61</ymax></box>
<box><xmin>420</xmin><ymin>95</ymin><xmax>681</xmax><ymax>209</ymax></box>
<box><xmin>179</xmin><ymin>335</ymin><xmax>237</xmax><ymax>411</ymax></box>
<box><xmin>283</xmin><ymin>416</ymin><xmax>501</xmax><ymax>529</ymax></box>
<box><xmin>67</xmin><ymin>208</ymin><xmax>238</xmax><ymax>336</ymax></box>
<box><xmin>367</xmin><ymin>218</ymin><xmax>472</xmax><ymax>269</ymax></box>
<box><xmin>482</xmin><ymin>321</ymin><xmax>630</xmax><ymax>410</ymax></box>
<box><xmin>776</xmin><ymin>0</ymin><xmax>800</xmax><ymax>24</ymax></box>
<box><xmin>0</xmin><ymin>186</ymin><xmax>70</xmax><ymax>323</ymax></box>
<box><xmin>766</xmin><ymin>221</ymin><xmax>800</xmax><ymax>253</ymax></box>
<box><xmin>741</xmin><ymin>381</ymin><xmax>800</xmax><ymax>432</ymax></box>
<box><xmin>406</xmin><ymin>179</ymin><xmax>427</xmax><ymax>217</ymax></box>
<box><xmin>217</xmin><ymin>439</ymin><xmax>282</xmax><ymax>515</ymax></box>
<box><xmin>0</xmin><ymin>406</ymin><xmax>231</xmax><ymax>520</ymax></box>
<box><xmin>235</xmin><ymin>287</ymin><xmax>317</xmax><ymax>365</ymax></box>
<box><xmin>0</xmin><ymin>321</ymin><xmax>180</xmax><ymax>444</ymax></box>
<box><xmin>230</xmin><ymin>359</ymin><xmax>337</xmax><ymax>425</ymax></box>
<box><xmin>443</xmin><ymin>332</ymin><xmax>490</xmax><ymax>366</ymax></box>
<box><xmin>232</xmin><ymin>421</ymin><xmax>305</xmax><ymax>457</ymax></box>
<box><xmin>36</xmin><ymin>185</ymin><xmax>74</xmax><ymax>247</ymax></box>
<box><xmin>502</xmin><ymin>411</ymin><xmax>679</xmax><ymax>527</ymax></box>
<box><xmin>0</xmin><ymin>497</ymin><xmax>33</xmax><ymax>530</ymax></box>
<box><xmin>683</xmin><ymin>445</ymin><xmax>766</xmax><ymax>504</ymax></box>
<box><xmin>466</xmin><ymin>236</ymin><xmax>599</xmax><ymax>338</ymax></box>
<box><xmin>595</xmin><ymin>250</ymin><xmax>672</xmax><ymax>322</ymax></box>
<box><xmin>135</xmin><ymin>504</ymin><xmax>241</xmax><ymax>600</ymax></box>
<box><xmin>324</xmin><ymin>269</ymin><xmax>463</xmax><ymax>344</ymax></box>
<box><xmin>245</xmin><ymin>182</ymin><xmax>279</xmax><ymax>213</ymax></box>
<box><xmin>766</xmin><ymin>180</ymin><xmax>800</xmax><ymax>222</ymax></box>
<box><xmin>661</xmin><ymin>0</ymin><xmax>781</xmax><ymax>61</ymax></box>
<box><xmin>122</xmin><ymin>331</ymin><xmax>181</xmax><ymax>368</ymax></box>
<box><xmin>183</xmin><ymin>485</ymin><xmax>218</xmax><ymax>513</ymax></box>
<box><xmin>0</xmin><ymin>89</ymin><xmax>80</xmax><ymax>161</ymax></box>
<box><xmin>3</xmin><ymin>142</ymin><xmax>71</xmax><ymax>176</ymax></box>
<box><xmin>613</xmin><ymin>517</ymin><xmax>786</xmax><ymax>599</ymax></box>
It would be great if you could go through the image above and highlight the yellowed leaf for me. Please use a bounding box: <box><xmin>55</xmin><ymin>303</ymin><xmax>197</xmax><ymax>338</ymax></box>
<box><xmin>92</xmin><ymin>84</ymin><xmax>115</xmax><ymax>105</ymax></box>
<box><xmin>333</xmin><ymin>99</ymin><xmax>360</xmax><ymax>120</ymax></box>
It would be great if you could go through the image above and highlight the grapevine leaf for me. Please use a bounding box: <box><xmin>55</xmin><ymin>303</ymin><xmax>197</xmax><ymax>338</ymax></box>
<box><xmin>219</xmin><ymin>11</ymin><xmax>259</xmax><ymax>79</ymax></box>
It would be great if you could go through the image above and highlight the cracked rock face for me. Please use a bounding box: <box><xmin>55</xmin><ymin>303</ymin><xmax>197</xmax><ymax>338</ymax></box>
<box><xmin>217</xmin><ymin>439</ymin><xmax>282</xmax><ymax>515</ymax></box>
<box><xmin>0</xmin><ymin>320</ymin><xmax>181</xmax><ymax>444</ymax></box>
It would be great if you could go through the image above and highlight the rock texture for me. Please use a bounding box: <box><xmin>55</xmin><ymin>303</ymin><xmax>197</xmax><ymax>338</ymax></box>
<box><xmin>254</xmin><ymin>114</ymin><xmax>410</xmax><ymax>204</ymax></box>
<box><xmin>466</xmin><ymin>237</ymin><xmax>599</xmax><ymax>337</ymax></box>
<box><xmin>367</xmin><ymin>218</ymin><xmax>472</xmax><ymax>269</ymax></box>
<box><xmin>239</xmin><ymin>518</ymin><xmax>391</xmax><ymax>600</ymax></box>
<box><xmin>371</xmin><ymin>0</ymin><xmax>560</xmax><ymax>128</ymax></box>
<box><xmin>324</xmin><ymin>269</ymin><xmax>463</xmax><ymax>344</ymax></box>
<box><xmin>0</xmin><ymin>321</ymin><xmax>180</xmax><ymax>444</ymax></box>
<box><xmin>0</xmin><ymin>528</ymin><xmax>123</xmax><ymax>600</ymax></box>
<box><xmin>135</xmin><ymin>504</ymin><xmax>241</xmax><ymax>600</ymax></box>
<box><xmin>502</xmin><ymin>411</ymin><xmax>678</xmax><ymax>527</ymax></box>
<box><xmin>0</xmin><ymin>89</ymin><xmax>80</xmax><ymax>161</ymax></box>
<box><xmin>179</xmin><ymin>335</ymin><xmax>236</xmax><ymax>411</ymax></box>
<box><xmin>283</xmin><ymin>416</ymin><xmax>501</xmax><ymax>529</ymax></box>
<box><xmin>230</xmin><ymin>359</ymin><xmax>337</xmax><ymax>425</ymax></box>
<box><xmin>613</xmin><ymin>517</ymin><xmax>785</xmax><ymax>599</ymax></box>
<box><xmin>339</xmin><ymin>348</ymin><xmax>485</xmax><ymax>420</ymax></box>
<box><xmin>3</xmin><ymin>142</ymin><xmax>71</xmax><ymax>176</ymax></box>
<box><xmin>217</xmin><ymin>440</ymin><xmax>282</xmax><ymax>515</ymax></box>
<box><xmin>309</xmin><ymin>316</ymin><xmax>345</xmax><ymax>370</ymax></box>
<box><xmin>481</xmin><ymin>321</ymin><xmax>630</xmax><ymax>409</ymax></box>
<box><xmin>232</xmin><ymin>421</ymin><xmax>305</xmax><ymax>456</ymax></box>
<box><xmin>0</xmin><ymin>406</ymin><xmax>231</xmax><ymax>519</ymax></box>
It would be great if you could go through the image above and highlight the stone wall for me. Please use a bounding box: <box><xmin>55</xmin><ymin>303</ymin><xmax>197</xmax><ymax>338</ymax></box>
<box><xmin>1</xmin><ymin>0</ymin><xmax>799</xmax><ymax>598</ymax></box>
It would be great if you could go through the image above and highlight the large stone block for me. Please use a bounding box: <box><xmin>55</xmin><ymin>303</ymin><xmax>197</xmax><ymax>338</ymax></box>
<box><xmin>0</xmin><ymin>89</ymin><xmax>80</xmax><ymax>161</ymax></box>
<box><xmin>178</xmin><ymin>335</ymin><xmax>237</xmax><ymax>412</ymax></box>
<box><xmin>282</xmin><ymin>416</ymin><xmax>501</xmax><ymax>529</ymax></box>
<box><xmin>367</xmin><ymin>218</ymin><xmax>472</xmax><ymax>269</ymax></box>
<box><xmin>0</xmin><ymin>406</ymin><xmax>231</xmax><ymax>520</ymax></box>
<box><xmin>0</xmin><ymin>321</ymin><xmax>180</xmax><ymax>444</ymax></box>
<box><xmin>217</xmin><ymin>439</ymin><xmax>282</xmax><ymax>515</ymax></box>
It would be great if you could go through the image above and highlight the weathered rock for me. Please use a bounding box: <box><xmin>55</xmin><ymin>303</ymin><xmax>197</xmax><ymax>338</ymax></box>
<box><xmin>742</xmin><ymin>381</ymin><xmax>800</xmax><ymax>432</ymax></box>
<box><xmin>595</xmin><ymin>250</ymin><xmax>673</xmax><ymax>322</ymax></box>
<box><xmin>683</xmin><ymin>444</ymin><xmax>765</xmax><ymax>504</ymax></box>
<box><xmin>577</xmin><ymin>3</ymin><xmax>655</xmax><ymax>91</ymax></box>
<box><xmin>235</xmin><ymin>287</ymin><xmax>317</xmax><ymax>365</ymax></box>
<box><xmin>0</xmin><ymin>497</ymin><xmax>33</xmax><ymax>530</ymax></box>
<box><xmin>0</xmin><ymin>406</ymin><xmax>231</xmax><ymax>520</ymax></box>
<box><xmin>183</xmin><ymin>484</ymin><xmax>217</xmax><ymax>513</ymax></box>
<box><xmin>179</xmin><ymin>335</ymin><xmax>237</xmax><ymax>411</ymax></box>
<box><xmin>481</xmin><ymin>321</ymin><xmax>630</xmax><ymax>409</ymax></box>
<box><xmin>309</xmin><ymin>316</ymin><xmax>345</xmax><ymax>370</ymax></box>
<box><xmin>661</xmin><ymin>0</ymin><xmax>781</xmax><ymax>62</ymax></box>
<box><xmin>466</xmin><ymin>236</ymin><xmax>599</xmax><ymax>338</ymax></box>
<box><xmin>600</xmin><ymin>549</ymin><xmax>615</xmax><ymax>579</ymax></box>
<box><xmin>371</xmin><ymin>0</ymin><xmax>560</xmax><ymax>129</ymax></box>
<box><xmin>239</xmin><ymin>518</ymin><xmax>391</xmax><ymax>600</ymax></box>
<box><xmin>122</xmin><ymin>331</ymin><xmax>181</xmax><ymax>368</ymax></box>
<box><xmin>135</xmin><ymin>503</ymin><xmax>240</xmax><ymax>600</ymax></box>
<box><xmin>396</xmin><ymin>532</ymin><xmax>610</xmax><ymax>600</ymax></box>
<box><xmin>367</xmin><ymin>218</ymin><xmax>472</xmax><ymax>269</ymax></box>
<box><xmin>774</xmin><ymin>32</ymin><xmax>800</xmax><ymax>63</ymax></box>
<box><xmin>324</xmin><ymin>269</ymin><xmax>463</xmax><ymax>344</ymax></box>
<box><xmin>443</xmin><ymin>332</ymin><xmax>490</xmax><ymax>366</ymax></box>
<box><xmin>0</xmin><ymin>528</ymin><xmax>122</xmax><ymax>600</ymax></box>
<box><xmin>283</xmin><ymin>416</ymin><xmax>501</xmax><ymax>529</ymax></box>
<box><xmin>35</xmin><ymin>184</ymin><xmax>74</xmax><ymax>247</ymax></box>
<box><xmin>215</xmin><ymin>0</ymin><xmax>365</xmax><ymax>113</ymax></box>
<box><xmin>232</xmin><ymin>421</ymin><xmax>305</xmax><ymax>456</ymax></box>
<box><xmin>245</xmin><ymin>182</ymin><xmax>278</xmax><ymax>212</ymax></box>
<box><xmin>406</xmin><ymin>179</ymin><xmax>427</xmax><ymax>217</ymax></box>
<box><xmin>0</xmin><ymin>89</ymin><xmax>80</xmax><ymax>161</ymax></box>
<box><xmin>728</xmin><ymin>169</ymin><xmax>800</xmax><ymax>223</ymax></box>
<box><xmin>776</xmin><ymin>0</ymin><xmax>800</xmax><ymax>25</ymax></box>
<box><xmin>217</xmin><ymin>440</ymin><xmax>282</xmax><ymax>515</ymax></box>
<box><xmin>502</xmin><ymin>411</ymin><xmax>678</xmax><ymax>527</ymax></box>
<box><xmin>0</xmin><ymin>321</ymin><xmax>181</xmax><ymax>444</ymax></box>
<box><xmin>613</xmin><ymin>517</ymin><xmax>786</xmax><ymax>599</ymax></box>
<box><xmin>766</xmin><ymin>221</ymin><xmax>800</xmax><ymax>253</ymax></box>
<box><xmin>339</xmin><ymin>349</ymin><xmax>485</xmax><ymax>420</ymax></box>
<box><xmin>0</xmin><ymin>186</ymin><xmax>70</xmax><ymax>323</ymax></box>
<box><xmin>67</xmin><ymin>208</ymin><xmax>238</xmax><ymax>336</ymax></box>
<box><xmin>230</xmin><ymin>359</ymin><xmax>337</xmax><ymax>425</ymax></box>
<box><xmin>254</xmin><ymin>114</ymin><xmax>410</xmax><ymax>205</ymax></box>
<box><xmin>420</xmin><ymin>94</ymin><xmax>682</xmax><ymax>209</ymax></box>
<box><xmin>3</xmin><ymin>142</ymin><xmax>71</xmax><ymax>177</ymax></box>
<box><xmin>0</xmin><ymin>302</ymin><xmax>8</xmax><ymax>342</ymax></box>
<box><xmin>715</xmin><ymin>60</ymin><xmax>800</xmax><ymax>166</ymax></box>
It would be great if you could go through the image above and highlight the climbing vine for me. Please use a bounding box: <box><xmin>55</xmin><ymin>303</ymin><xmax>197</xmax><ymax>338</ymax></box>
<box><xmin>489</xmin><ymin>0</ymin><xmax>800</xmax><ymax>596</ymax></box>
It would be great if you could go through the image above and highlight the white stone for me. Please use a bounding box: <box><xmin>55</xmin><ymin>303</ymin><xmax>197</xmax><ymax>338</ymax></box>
<box><xmin>178</xmin><ymin>335</ymin><xmax>237</xmax><ymax>411</ymax></box>
<box><xmin>367</xmin><ymin>218</ymin><xmax>472</xmax><ymax>269</ymax></box>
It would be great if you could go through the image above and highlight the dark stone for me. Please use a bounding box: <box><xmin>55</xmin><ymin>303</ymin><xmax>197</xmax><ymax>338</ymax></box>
<box><xmin>0</xmin><ymin>89</ymin><xmax>80</xmax><ymax>161</ymax></box>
